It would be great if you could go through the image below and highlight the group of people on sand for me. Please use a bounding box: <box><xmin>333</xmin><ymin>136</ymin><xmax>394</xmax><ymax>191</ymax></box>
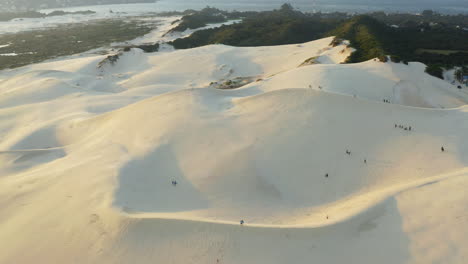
<box><xmin>171</xmin><ymin>142</ymin><xmax>447</xmax><ymax>227</ymax></box>
<box><xmin>346</xmin><ymin>149</ymin><xmax>366</xmax><ymax>163</ymax></box>
<box><xmin>395</xmin><ymin>124</ymin><xmax>412</xmax><ymax>131</ymax></box>
<box><xmin>324</xmin><ymin>149</ymin><xmax>367</xmax><ymax>178</ymax></box>
<box><xmin>308</xmin><ymin>85</ymin><xmax>323</xmax><ymax>90</ymax></box>
<box><xmin>394</xmin><ymin>125</ymin><xmax>448</xmax><ymax>152</ymax></box>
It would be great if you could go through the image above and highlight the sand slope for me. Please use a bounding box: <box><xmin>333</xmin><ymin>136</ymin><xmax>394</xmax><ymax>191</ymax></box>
<box><xmin>0</xmin><ymin>37</ymin><xmax>467</xmax><ymax>263</ymax></box>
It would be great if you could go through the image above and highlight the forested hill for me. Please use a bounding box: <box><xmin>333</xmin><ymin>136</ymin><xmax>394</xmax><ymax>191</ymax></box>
<box><xmin>331</xmin><ymin>15</ymin><xmax>468</xmax><ymax>67</ymax></box>
<box><xmin>169</xmin><ymin>5</ymin><xmax>468</xmax><ymax>76</ymax></box>
<box><xmin>170</xmin><ymin>5</ymin><xmax>340</xmax><ymax>48</ymax></box>
<box><xmin>0</xmin><ymin>0</ymin><xmax>155</xmax><ymax>11</ymax></box>
<box><xmin>330</xmin><ymin>16</ymin><xmax>391</xmax><ymax>63</ymax></box>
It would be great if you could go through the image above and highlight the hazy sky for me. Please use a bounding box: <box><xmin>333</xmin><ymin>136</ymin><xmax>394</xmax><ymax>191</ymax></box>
<box><xmin>178</xmin><ymin>0</ymin><xmax>468</xmax><ymax>9</ymax></box>
<box><xmin>0</xmin><ymin>0</ymin><xmax>467</xmax><ymax>4</ymax></box>
<box><xmin>0</xmin><ymin>0</ymin><xmax>467</xmax><ymax>13</ymax></box>
<box><xmin>253</xmin><ymin>0</ymin><xmax>466</xmax><ymax>6</ymax></box>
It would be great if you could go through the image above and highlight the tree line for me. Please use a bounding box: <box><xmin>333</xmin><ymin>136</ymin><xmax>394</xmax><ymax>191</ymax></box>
<box><xmin>169</xmin><ymin>5</ymin><xmax>468</xmax><ymax>79</ymax></box>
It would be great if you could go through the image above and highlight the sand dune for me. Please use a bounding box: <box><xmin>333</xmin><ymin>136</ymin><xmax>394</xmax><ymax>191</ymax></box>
<box><xmin>0</xmin><ymin>37</ymin><xmax>467</xmax><ymax>263</ymax></box>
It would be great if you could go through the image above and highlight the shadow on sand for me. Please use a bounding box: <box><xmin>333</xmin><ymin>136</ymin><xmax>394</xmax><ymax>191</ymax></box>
<box><xmin>113</xmin><ymin>144</ymin><xmax>209</xmax><ymax>213</ymax></box>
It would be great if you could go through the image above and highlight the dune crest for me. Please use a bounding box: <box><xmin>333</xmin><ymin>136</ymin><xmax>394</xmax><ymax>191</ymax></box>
<box><xmin>1</xmin><ymin>37</ymin><xmax>467</xmax><ymax>263</ymax></box>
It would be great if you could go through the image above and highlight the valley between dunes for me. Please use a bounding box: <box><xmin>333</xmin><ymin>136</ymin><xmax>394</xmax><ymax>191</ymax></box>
<box><xmin>0</xmin><ymin>36</ymin><xmax>467</xmax><ymax>263</ymax></box>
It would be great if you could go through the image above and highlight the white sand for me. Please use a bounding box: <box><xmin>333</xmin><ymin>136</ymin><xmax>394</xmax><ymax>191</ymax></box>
<box><xmin>0</xmin><ymin>37</ymin><xmax>467</xmax><ymax>263</ymax></box>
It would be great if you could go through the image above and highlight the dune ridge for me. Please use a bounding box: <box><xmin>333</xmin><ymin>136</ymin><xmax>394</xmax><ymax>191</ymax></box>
<box><xmin>0</xmin><ymin>37</ymin><xmax>467</xmax><ymax>263</ymax></box>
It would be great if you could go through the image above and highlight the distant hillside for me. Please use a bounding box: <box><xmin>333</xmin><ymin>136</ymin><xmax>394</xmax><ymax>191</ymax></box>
<box><xmin>170</xmin><ymin>7</ymin><xmax>468</xmax><ymax>78</ymax></box>
<box><xmin>330</xmin><ymin>16</ymin><xmax>392</xmax><ymax>63</ymax></box>
<box><xmin>170</xmin><ymin>4</ymin><xmax>340</xmax><ymax>48</ymax></box>
<box><xmin>330</xmin><ymin>15</ymin><xmax>468</xmax><ymax>75</ymax></box>
<box><xmin>0</xmin><ymin>0</ymin><xmax>155</xmax><ymax>11</ymax></box>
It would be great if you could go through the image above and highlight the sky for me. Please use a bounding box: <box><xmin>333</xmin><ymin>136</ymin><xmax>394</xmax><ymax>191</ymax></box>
<box><xmin>0</xmin><ymin>0</ymin><xmax>467</xmax><ymax>13</ymax></box>
<box><xmin>0</xmin><ymin>0</ymin><xmax>467</xmax><ymax>5</ymax></box>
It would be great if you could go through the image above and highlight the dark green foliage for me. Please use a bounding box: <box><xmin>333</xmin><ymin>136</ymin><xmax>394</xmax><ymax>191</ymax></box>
<box><xmin>390</xmin><ymin>55</ymin><xmax>402</xmax><ymax>63</ymax></box>
<box><xmin>170</xmin><ymin>7</ymin><xmax>342</xmax><ymax>48</ymax></box>
<box><xmin>167</xmin><ymin>7</ymin><xmax>258</xmax><ymax>33</ymax></box>
<box><xmin>425</xmin><ymin>64</ymin><xmax>444</xmax><ymax>79</ymax></box>
<box><xmin>133</xmin><ymin>43</ymin><xmax>160</xmax><ymax>53</ymax></box>
<box><xmin>378</xmin><ymin>55</ymin><xmax>388</xmax><ymax>63</ymax></box>
<box><xmin>329</xmin><ymin>15</ymin><xmax>468</xmax><ymax>67</ymax></box>
<box><xmin>422</xmin><ymin>10</ymin><xmax>435</xmax><ymax>17</ymax></box>
<box><xmin>330</xmin><ymin>16</ymin><xmax>390</xmax><ymax>63</ymax></box>
<box><xmin>2</xmin><ymin>4</ymin><xmax>467</xmax><ymax>72</ymax></box>
<box><xmin>170</xmin><ymin>7</ymin><xmax>234</xmax><ymax>32</ymax></box>
<box><xmin>330</xmin><ymin>38</ymin><xmax>344</xmax><ymax>47</ymax></box>
<box><xmin>413</xmin><ymin>52</ymin><xmax>468</xmax><ymax>68</ymax></box>
<box><xmin>367</xmin><ymin>11</ymin><xmax>468</xmax><ymax>29</ymax></box>
<box><xmin>117</xmin><ymin>43</ymin><xmax>160</xmax><ymax>53</ymax></box>
<box><xmin>279</xmin><ymin>3</ymin><xmax>295</xmax><ymax>13</ymax></box>
<box><xmin>97</xmin><ymin>53</ymin><xmax>121</xmax><ymax>68</ymax></box>
<box><xmin>170</xmin><ymin>8</ymin><xmax>467</xmax><ymax>70</ymax></box>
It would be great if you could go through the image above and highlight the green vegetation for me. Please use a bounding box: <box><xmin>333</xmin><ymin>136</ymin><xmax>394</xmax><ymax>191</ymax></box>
<box><xmin>118</xmin><ymin>43</ymin><xmax>160</xmax><ymax>53</ymax></box>
<box><xmin>209</xmin><ymin>76</ymin><xmax>258</xmax><ymax>89</ymax></box>
<box><xmin>330</xmin><ymin>16</ymin><xmax>390</xmax><ymax>63</ymax></box>
<box><xmin>367</xmin><ymin>10</ymin><xmax>468</xmax><ymax>29</ymax></box>
<box><xmin>97</xmin><ymin>53</ymin><xmax>122</xmax><ymax>69</ymax></box>
<box><xmin>328</xmin><ymin>14</ymin><xmax>468</xmax><ymax>69</ymax></box>
<box><xmin>168</xmin><ymin>7</ymin><xmax>255</xmax><ymax>33</ymax></box>
<box><xmin>425</xmin><ymin>64</ymin><xmax>444</xmax><ymax>79</ymax></box>
<box><xmin>416</xmin><ymin>49</ymin><xmax>468</xmax><ymax>55</ymax></box>
<box><xmin>170</xmin><ymin>4</ymin><xmax>340</xmax><ymax>48</ymax></box>
<box><xmin>169</xmin><ymin>7</ymin><xmax>228</xmax><ymax>32</ymax></box>
<box><xmin>0</xmin><ymin>10</ymin><xmax>96</xmax><ymax>21</ymax></box>
<box><xmin>299</xmin><ymin>56</ymin><xmax>319</xmax><ymax>66</ymax></box>
<box><xmin>390</xmin><ymin>55</ymin><xmax>402</xmax><ymax>63</ymax></box>
<box><xmin>131</xmin><ymin>43</ymin><xmax>160</xmax><ymax>53</ymax></box>
<box><xmin>0</xmin><ymin>19</ymin><xmax>155</xmax><ymax>70</ymax></box>
<box><xmin>1</xmin><ymin>5</ymin><xmax>467</xmax><ymax>75</ymax></box>
<box><xmin>169</xmin><ymin>6</ymin><xmax>467</xmax><ymax>77</ymax></box>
